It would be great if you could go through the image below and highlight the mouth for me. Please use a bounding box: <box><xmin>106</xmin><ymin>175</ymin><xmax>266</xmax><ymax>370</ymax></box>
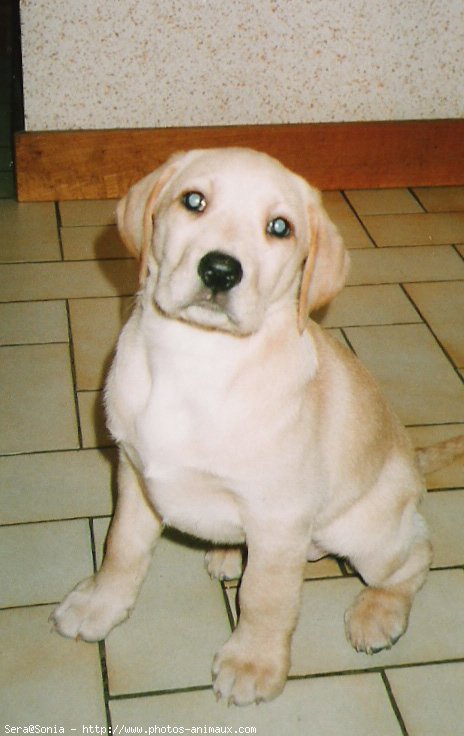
<box><xmin>191</xmin><ymin>290</ymin><xmax>228</xmax><ymax>313</ymax></box>
<box><xmin>154</xmin><ymin>280</ymin><xmax>248</xmax><ymax>334</ymax></box>
<box><xmin>176</xmin><ymin>287</ymin><xmax>246</xmax><ymax>333</ymax></box>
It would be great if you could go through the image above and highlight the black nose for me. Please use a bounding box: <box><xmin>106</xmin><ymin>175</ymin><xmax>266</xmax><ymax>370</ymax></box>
<box><xmin>197</xmin><ymin>251</ymin><xmax>243</xmax><ymax>293</ymax></box>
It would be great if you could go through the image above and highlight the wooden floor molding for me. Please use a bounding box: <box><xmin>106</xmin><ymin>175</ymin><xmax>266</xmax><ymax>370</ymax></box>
<box><xmin>15</xmin><ymin>119</ymin><xmax>464</xmax><ymax>201</ymax></box>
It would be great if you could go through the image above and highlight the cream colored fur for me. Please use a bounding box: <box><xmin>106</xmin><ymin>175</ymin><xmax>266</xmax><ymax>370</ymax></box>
<box><xmin>51</xmin><ymin>148</ymin><xmax>462</xmax><ymax>706</ymax></box>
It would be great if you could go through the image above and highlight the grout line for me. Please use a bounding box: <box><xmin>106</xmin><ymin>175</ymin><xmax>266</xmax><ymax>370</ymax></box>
<box><xmin>340</xmin><ymin>190</ymin><xmax>378</xmax><ymax>247</ymax></box>
<box><xmin>287</xmin><ymin>656</ymin><xmax>464</xmax><ymax>681</ymax></box>
<box><xmin>399</xmin><ymin>285</ymin><xmax>464</xmax><ymax>381</ymax></box>
<box><xmin>381</xmin><ymin>670</ymin><xmax>410</xmax><ymax>736</ymax></box>
<box><xmin>0</xmin><ymin>255</ymin><xmax>135</xmax><ymax>265</ymax></box>
<box><xmin>398</xmin><ymin>282</ymin><xmax>424</xmax><ymax>322</ymax></box>
<box><xmin>107</xmin><ymin>657</ymin><xmax>464</xmax><ymax>702</ymax></box>
<box><xmin>0</xmin><ymin>515</ymin><xmax>111</xmax><ymax>530</ymax></box>
<box><xmin>98</xmin><ymin>639</ymin><xmax>114</xmax><ymax>733</ymax></box>
<box><xmin>108</xmin><ymin>684</ymin><xmax>213</xmax><ymax>702</ymax></box>
<box><xmin>340</xmin><ymin>327</ymin><xmax>356</xmax><ymax>355</ymax></box>
<box><xmin>0</xmin><ymin>445</ymin><xmax>117</xmax><ymax>459</ymax></box>
<box><xmin>427</xmin><ymin>486</ymin><xmax>464</xmax><ymax>494</ymax></box>
<box><xmin>89</xmin><ymin>517</ymin><xmax>98</xmax><ymax>573</ymax></box>
<box><xmin>0</xmin><ymin>339</ymin><xmax>69</xmax><ymax>348</ymax></box>
<box><xmin>0</xmin><ymin>295</ymin><xmax>131</xmax><ymax>305</ymax></box>
<box><xmin>107</xmin><ymin>657</ymin><xmax>464</xmax><ymax>704</ymax></box>
<box><xmin>408</xmin><ymin>187</ymin><xmax>428</xmax><ymax>213</ymax></box>
<box><xmin>65</xmin><ymin>299</ymin><xmax>84</xmax><ymax>448</ymax></box>
<box><xmin>336</xmin><ymin>558</ymin><xmax>354</xmax><ymax>577</ymax></box>
<box><xmin>220</xmin><ymin>580</ymin><xmax>237</xmax><ymax>632</ymax></box>
<box><xmin>405</xmin><ymin>421</ymin><xmax>464</xmax><ymax>428</ymax></box>
<box><xmin>453</xmin><ymin>244</ymin><xmax>464</xmax><ymax>262</ymax></box>
<box><xmin>429</xmin><ymin>563</ymin><xmax>464</xmax><ymax>572</ymax></box>
<box><xmin>346</xmin><ymin>243</ymin><xmax>464</xmax><ymax>252</ymax></box>
<box><xmin>54</xmin><ymin>201</ymin><xmax>65</xmax><ymax>261</ymax></box>
<box><xmin>0</xmin><ymin>601</ymin><xmax>62</xmax><ymax>612</ymax></box>
<box><xmin>60</xmin><ymin>223</ymin><xmax>119</xmax><ymax>229</ymax></box>
<box><xmin>323</xmin><ymin>319</ymin><xmax>423</xmax><ymax>330</ymax></box>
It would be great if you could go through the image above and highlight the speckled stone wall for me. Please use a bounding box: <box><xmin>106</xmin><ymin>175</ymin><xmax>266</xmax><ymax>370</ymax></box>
<box><xmin>20</xmin><ymin>0</ymin><xmax>464</xmax><ymax>131</ymax></box>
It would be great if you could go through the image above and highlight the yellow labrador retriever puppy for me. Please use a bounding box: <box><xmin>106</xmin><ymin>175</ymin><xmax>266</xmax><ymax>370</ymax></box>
<box><xmin>52</xmin><ymin>148</ymin><xmax>464</xmax><ymax>706</ymax></box>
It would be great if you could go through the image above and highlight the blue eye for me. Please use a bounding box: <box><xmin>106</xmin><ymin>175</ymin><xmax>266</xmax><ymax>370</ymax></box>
<box><xmin>267</xmin><ymin>217</ymin><xmax>292</xmax><ymax>238</ymax></box>
<box><xmin>182</xmin><ymin>191</ymin><xmax>207</xmax><ymax>212</ymax></box>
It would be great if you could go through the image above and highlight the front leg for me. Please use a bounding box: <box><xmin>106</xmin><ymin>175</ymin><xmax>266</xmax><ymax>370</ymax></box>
<box><xmin>212</xmin><ymin>517</ymin><xmax>308</xmax><ymax>705</ymax></box>
<box><xmin>51</xmin><ymin>450</ymin><xmax>162</xmax><ymax>641</ymax></box>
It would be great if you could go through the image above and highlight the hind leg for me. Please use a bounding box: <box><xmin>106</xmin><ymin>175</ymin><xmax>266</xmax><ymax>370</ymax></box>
<box><xmin>344</xmin><ymin>508</ymin><xmax>432</xmax><ymax>654</ymax></box>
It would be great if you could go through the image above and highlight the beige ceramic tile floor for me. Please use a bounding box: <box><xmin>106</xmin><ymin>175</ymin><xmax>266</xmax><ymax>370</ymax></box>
<box><xmin>1</xmin><ymin>185</ymin><xmax>463</xmax><ymax>736</ymax></box>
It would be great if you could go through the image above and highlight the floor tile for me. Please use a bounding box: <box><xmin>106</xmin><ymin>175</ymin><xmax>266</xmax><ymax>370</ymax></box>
<box><xmin>421</xmin><ymin>490</ymin><xmax>464</xmax><ymax>568</ymax></box>
<box><xmin>387</xmin><ymin>662</ymin><xmax>464</xmax><ymax>736</ymax></box>
<box><xmin>59</xmin><ymin>199</ymin><xmax>118</xmax><ymax>227</ymax></box>
<box><xmin>412</xmin><ymin>186</ymin><xmax>464</xmax><ymax>212</ymax></box>
<box><xmin>0</xmin><ymin>343</ymin><xmax>79</xmax><ymax>453</ymax></box>
<box><xmin>69</xmin><ymin>296</ymin><xmax>132</xmax><ymax>390</ymax></box>
<box><xmin>102</xmin><ymin>535</ymin><xmax>231</xmax><ymax>695</ymax></box>
<box><xmin>0</xmin><ymin>448</ymin><xmax>115</xmax><ymax>525</ymax></box>
<box><xmin>404</xmin><ymin>281</ymin><xmax>464</xmax><ymax>368</ymax></box>
<box><xmin>0</xmin><ymin>200</ymin><xmax>61</xmax><ymax>262</ymax></box>
<box><xmin>347</xmin><ymin>245</ymin><xmax>464</xmax><ymax>285</ymax></box>
<box><xmin>290</xmin><ymin>570</ymin><xmax>464</xmax><ymax>676</ymax></box>
<box><xmin>0</xmin><ymin>605</ymin><xmax>106</xmax><ymax>727</ymax></box>
<box><xmin>110</xmin><ymin>673</ymin><xmax>403</xmax><ymax>736</ymax></box>
<box><xmin>2</xmin><ymin>182</ymin><xmax>464</xmax><ymax>727</ymax></box>
<box><xmin>0</xmin><ymin>520</ymin><xmax>93</xmax><ymax>607</ymax></box>
<box><xmin>317</xmin><ymin>284</ymin><xmax>420</xmax><ymax>328</ymax></box>
<box><xmin>78</xmin><ymin>390</ymin><xmax>114</xmax><ymax>448</ymax></box>
<box><xmin>360</xmin><ymin>212</ymin><xmax>464</xmax><ymax>247</ymax></box>
<box><xmin>0</xmin><ymin>299</ymin><xmax>69</xmax><ymax>345</ymax></box>
<box><xmin>345</xmin><ymin>188</ymin><xmax>423</xmax><ymax>215</ymax></box>
<box><xmin>407</xmin><ymin>424</ymin><xmax>464</xmax><ymax>489</ymax></box>
<box><xmin>322</xmin><ymin>191</ymin><xmax>373</xmax><ymax>248</ymax></box>
<box><xmin>344</xmin><ymin>324</ymin><xmax>464</xmax><ymax>424</ymax></box>
<box><xmin>61</xmin><ymin>224</ymin><xmax>128</xmax><ymax>260</ymax></box>
<box><xmin>0</xmin><ymin>259</ymin><xmax>138</xmax><ymax>302</ymax></box>
<box><xmin>304</xmin><ymin>556</ymin><xmax>343</xmax><ymax>579</ymax></box>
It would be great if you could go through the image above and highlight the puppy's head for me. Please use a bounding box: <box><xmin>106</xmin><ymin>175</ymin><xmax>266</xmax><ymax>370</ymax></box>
<box><xmin>117</xmin><ymin>148</ymin><xmax>349</xmax><ymax>335</ymax></box>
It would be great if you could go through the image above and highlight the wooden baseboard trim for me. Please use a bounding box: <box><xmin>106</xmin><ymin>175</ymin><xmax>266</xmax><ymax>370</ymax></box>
<box><xmin>15</xmin><ymin>119</ymin><xmax>464</xmax><ymax>201</ymax></box>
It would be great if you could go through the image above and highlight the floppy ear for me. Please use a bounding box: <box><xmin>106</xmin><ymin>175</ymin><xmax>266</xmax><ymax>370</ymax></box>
<box><xmin>298</xmin><ymin>207</ymin><xmax>350</xmax><ymax>332</ymax></box>
<box><xmin>116</xmin><ymin>152</ymin><xmax>186</xmax><ymax>285</ymax></box>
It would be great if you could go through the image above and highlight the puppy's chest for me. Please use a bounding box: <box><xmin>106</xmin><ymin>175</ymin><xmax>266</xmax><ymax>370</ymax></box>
<box><xmin>136</xmin><ymin>362</ymin><xmax>258</xmax><ymax>470</ymax></box>
<box><xmin>133</xmin><ymin>345</ymin><xmax>299</xmax><ymax>479</ymax></box>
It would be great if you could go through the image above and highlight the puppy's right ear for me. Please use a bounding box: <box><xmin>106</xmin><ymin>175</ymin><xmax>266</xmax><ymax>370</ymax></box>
<box><xmin>116</xmin><ymin>152</ymin><xmax>185</xmax><ymax>285</ymax></box>
<box><xmin>297</xmin><ymin>206</ymin><xmax>350</xmax><ymax>332</ymax></box>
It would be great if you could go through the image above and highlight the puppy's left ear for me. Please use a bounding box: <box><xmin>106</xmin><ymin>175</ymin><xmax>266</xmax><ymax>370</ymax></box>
<box><xmin>298</xmin><ymin>207</ymin><xmax>350</xmax><ymax>332</ymax></box>
<box><xmin>116</xmin><ymin>152</ymin><xmax>187</xmax><ymax>285</ymax></box>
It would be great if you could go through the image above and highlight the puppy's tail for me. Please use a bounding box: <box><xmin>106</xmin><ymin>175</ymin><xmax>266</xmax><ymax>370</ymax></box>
<box><xmin>416</xmin><ymin>435</ymin><xmax>464</xmax><ymax>475</ymax></box>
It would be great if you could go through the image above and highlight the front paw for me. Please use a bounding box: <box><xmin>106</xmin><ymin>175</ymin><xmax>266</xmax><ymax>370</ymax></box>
<box><xmin>50</xmin><ymin>575</ymin><xmax>134</xmax><ymax>642</ymax></box>
<box><xmin>212</xmin><ymin>632</ymin><xmax>290</xmax><ymax>705</ymax></box>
